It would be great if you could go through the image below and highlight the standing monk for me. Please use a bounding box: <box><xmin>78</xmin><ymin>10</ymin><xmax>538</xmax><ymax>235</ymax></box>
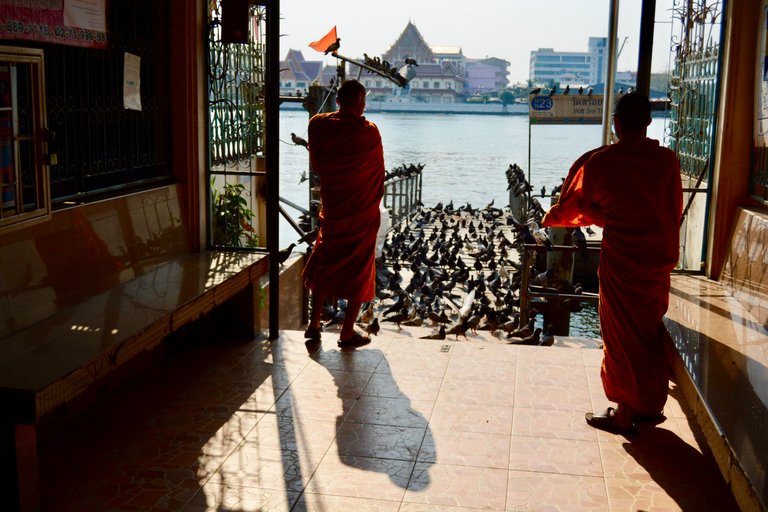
<box><xmin>542</xmin><ymin>93</ymin><xmax>683</xmax><ymax>434</ymax></box>
<box><xmin>302</xmin><ymin>79</ymin><xmax>385</xmax><ymax>348</ymax></box>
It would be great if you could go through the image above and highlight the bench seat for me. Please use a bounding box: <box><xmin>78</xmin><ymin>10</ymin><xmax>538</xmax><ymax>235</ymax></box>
<box><xmin>0</xmin><ymin>184</ymin><xmax>271</xmax><ymax>511</ymax></box>
<box><xmin>1</xmin><ymin>250</ymin><xmax>267</xmax><ymax>425</ymax></box>
<box><xmin>664</xmin><ymin>207</ymin><xmax>768</xmax><ymax>512</ymax></box>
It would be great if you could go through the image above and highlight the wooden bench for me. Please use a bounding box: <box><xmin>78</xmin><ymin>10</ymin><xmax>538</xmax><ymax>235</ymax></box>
<box><xmin>664</xmin><ymin>206</ymin><xmax>768</xmax><ymax>512</ymax></box>
<box><xmin>0</xmin><ymin>184</ymin><xmax>268</xmax><ymax>511</ymax></box>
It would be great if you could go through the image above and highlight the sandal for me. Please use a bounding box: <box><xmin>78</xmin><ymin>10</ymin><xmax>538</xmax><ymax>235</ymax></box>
<box><xmin>338</xmin><ymin>332</ymin><xmax>371</xmax><ymax>348</ymax></box>
<box><xmin>304</xmin><ymin>325</ymin><xmax>322</xmax><ymax>340</ymax></box>
<box><xmin>585</xmin><ymin>407</ymin><xmax>638</xmax><ymax>435</ymax></box>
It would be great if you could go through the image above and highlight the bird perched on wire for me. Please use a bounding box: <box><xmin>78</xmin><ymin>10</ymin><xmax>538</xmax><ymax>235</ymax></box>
<box><xmin>324</xmin><ymin>37</ymin><xmax>340</xmax><ymax>55</ymax></box>
<box><xmin>291</xmin><ymin>133</ymin><xmax>309</xmax><ymax>150</ymax></box>
<box><xmin>278</xmin><ymin>243</ymin><xmax>296</xmax><ymax>267</ymax></box>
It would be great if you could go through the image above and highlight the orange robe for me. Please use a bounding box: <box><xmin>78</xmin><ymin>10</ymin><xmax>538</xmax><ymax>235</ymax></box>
<box><xmin>543</xmin><ymin>138</ymin><xmax>683</xmax><ymax>414</ymax></box>
<box><xmin>302</xmin><ymin>111</ymin><xmax>385</xmax><ymax>302</ymax></box>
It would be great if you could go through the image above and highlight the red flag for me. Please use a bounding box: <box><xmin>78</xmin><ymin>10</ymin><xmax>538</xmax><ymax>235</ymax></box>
<box><xmin>309</xmin><ymin>26</ymin><xmax>337</xmax><ymax>53</ymax></box>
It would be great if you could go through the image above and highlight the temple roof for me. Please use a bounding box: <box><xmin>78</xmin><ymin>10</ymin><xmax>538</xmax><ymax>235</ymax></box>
<box><xmin>382</xmin><ymin>22</ymin><xmax>435</xmax><ymax>65</ymax></box>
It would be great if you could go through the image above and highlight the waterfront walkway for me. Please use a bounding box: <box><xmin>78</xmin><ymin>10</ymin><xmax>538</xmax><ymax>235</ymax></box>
<box><xmin>38</xmin><ymin>325</ymin><xmax>739</xmax><ymax>511</ymax></box>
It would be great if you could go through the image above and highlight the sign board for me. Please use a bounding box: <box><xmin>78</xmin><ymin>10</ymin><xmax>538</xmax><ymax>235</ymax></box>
<box><xmin>0</xmin><ymin>0</ymin><xmax>107</xmax><ymax>49</ymax></box>
<box><xmin>529</xmin><ymin>94</ymin><xmax>605</xmax><ymax>125</ymax></box>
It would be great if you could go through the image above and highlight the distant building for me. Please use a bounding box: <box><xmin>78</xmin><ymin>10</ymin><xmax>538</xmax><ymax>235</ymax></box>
<box><xmin>352</xmin><ymin>22</ymin><xmax>466</xmax><ymax>103</ymax></box>
<box><xmin>279</xmin><ymin>49</ymin><xmax>336</xmax><ymax>96</ymax></box>
<box><xmin>466</xmin><ymin>57</ymin><xmax>510</xmax><ymax>95</ymax></box>
<box><xmin>285</xmin><ymin>22</ymin><xmax>510</xmax><ymax>104</ymax></box>
<box><xmin>465</xmin><ymin>63</ymin><xmax>497</xmax><ymax>94</ymax></box>
<box><xmin>588</xmin><ymin>37</ymin><xmax>608</xmax><ymax>87</ymax></box>
<box><xmin>529</xmin><ymin>37</ymin><xmax>607</xmax><ymax>86</ymax></box>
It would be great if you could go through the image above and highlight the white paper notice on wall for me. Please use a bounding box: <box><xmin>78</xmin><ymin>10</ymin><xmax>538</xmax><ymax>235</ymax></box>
<box><xmin>123</xmin><ymin>52</ymin><xmax>142</xmax><ymax>111</ymax></box>
<box><xmin>63</xmin><ymin>0</ymin><xmax>107</xmax><ymax>33</ymax></box>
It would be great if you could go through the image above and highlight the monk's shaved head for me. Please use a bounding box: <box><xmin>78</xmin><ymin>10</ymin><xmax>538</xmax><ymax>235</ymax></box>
<box><xmin>614</xmin><ymin>92</ymin><xmax>651</xmax><ymax>133</ymax></box>
<box><xmin>337</xmin><ymin>79</ymin><xmax>366</xmax><ymax>107</ymax></box>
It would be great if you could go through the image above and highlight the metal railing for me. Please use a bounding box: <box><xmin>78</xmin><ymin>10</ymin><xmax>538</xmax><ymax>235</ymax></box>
<box><xmin>383</xmin><ymin>164</ymin><xmax>423</xmax><ymax>227</ymax></box>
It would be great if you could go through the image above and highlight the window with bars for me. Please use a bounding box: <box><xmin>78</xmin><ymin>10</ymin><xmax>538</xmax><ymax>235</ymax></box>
<box><xmin>0</xmin><ymin>48</ymin><xmax>49</xmax><ymax>229</ymax></box>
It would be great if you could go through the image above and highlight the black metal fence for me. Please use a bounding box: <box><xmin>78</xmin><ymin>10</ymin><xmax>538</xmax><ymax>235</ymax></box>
<box><xmin>382</xmin><ymin>163</ymin><xmax>423</xmax><ymax>227</ymax></box>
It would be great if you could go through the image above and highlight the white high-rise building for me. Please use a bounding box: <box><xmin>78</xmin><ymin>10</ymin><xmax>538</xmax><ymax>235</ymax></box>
<box><xmin>529</xmin><ymin>37</ymin><xmax>608</xmax><ymax>85</ymax></box>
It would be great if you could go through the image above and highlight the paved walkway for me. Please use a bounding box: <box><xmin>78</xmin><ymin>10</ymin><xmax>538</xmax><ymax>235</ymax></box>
<box><xmin>38</xmin><ymin>325</ymin><xmax>739</xmax><ymax>511</ymax></box>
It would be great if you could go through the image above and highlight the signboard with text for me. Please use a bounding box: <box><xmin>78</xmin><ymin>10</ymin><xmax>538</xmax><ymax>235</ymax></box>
<box><xmin>529</xmin><ymin>94</ymin><xmax>605</xmax><ymax>125</ymax></box>
<box><xmin>0</xmin><ymin>0</ymin><xmax>107</xmax><ymax>49</ymax></box>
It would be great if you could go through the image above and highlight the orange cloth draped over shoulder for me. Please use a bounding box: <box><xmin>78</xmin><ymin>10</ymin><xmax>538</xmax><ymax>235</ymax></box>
<box><xmin>542</xmin><ymin>138</ymin><xmax>683</xmax><ymax>414</ymax></box>
<box><xmin>302</xmin><ymin>111</ymin><xmax>385</xmax><ymax>302</ymax></box>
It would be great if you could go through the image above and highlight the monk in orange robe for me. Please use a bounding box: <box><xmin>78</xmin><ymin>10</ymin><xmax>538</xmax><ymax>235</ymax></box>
<box><xmin>543</xmin><ymin>93</ymin><xmax>683</xmax><ymax>433</ymax></box>
<box><xmin>302</xmin><ymin>79</ymin><xmax>385</xmax><ymax>348</ymax></box>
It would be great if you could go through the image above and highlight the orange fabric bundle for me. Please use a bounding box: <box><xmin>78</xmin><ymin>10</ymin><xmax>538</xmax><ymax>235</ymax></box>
<box><xmin>543</xmin><ymin>138</ymin><xmax>682</xmax><ymax>413</ymax></box>
<box><xmin>302</xmin><ymin>111</ymin><xmax>385</xmax><ymax>302</ymax></box>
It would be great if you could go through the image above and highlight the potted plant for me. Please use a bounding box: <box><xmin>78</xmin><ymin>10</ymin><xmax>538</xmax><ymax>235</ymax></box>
<box><xmin>211</xmin><ymin>178</ymin><xmax>259</xmax><ymax>248</ymax></box>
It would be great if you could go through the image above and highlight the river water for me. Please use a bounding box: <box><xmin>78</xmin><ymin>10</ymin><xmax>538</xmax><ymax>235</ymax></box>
<box><xmin>278</xmin><ymin>109</ymin><xmax>670</xmax><ymax>337</ymax></box>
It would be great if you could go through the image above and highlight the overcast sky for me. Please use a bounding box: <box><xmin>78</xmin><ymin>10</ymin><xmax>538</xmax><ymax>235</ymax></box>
<box><xmin>279</xmin><ymin>0</ymin><xmax>677</xmax><ymax>84</ymax></box>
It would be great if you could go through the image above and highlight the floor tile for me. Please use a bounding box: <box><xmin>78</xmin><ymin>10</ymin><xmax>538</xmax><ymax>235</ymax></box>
<box><xmin>207</xmin><ymin>447</ymin><xmax>321</xmax><ymax>492</ymax></box>
<box><xmin>436</xmin><ymin>378</ymin><xmax>516</xmax><ymax>407</ymax></box>
<box><xmin>346</xmin><ymin>395</ymin><xmax>434</xmax><ymax>428</ymax></box>
<box><xmin>514</xmin><ymin>382</ymin><xmax>592</xmax><ymax>412</ymax></box>
<box><xmin>290</xmin><ymin>364</ymin><xmax>373</xmax><ymax>398</ymax></box>
<box><xmin>376</xmin><ymin>355</ymin><xmax>450</xmax><ymax>378</ymax></box>
<box><xmin>242</xmin><ymin>417</ymin><xmax>339</xmax><ymax>454</ymax></box>
<box><xmin>509</xmin><ymin>436</ymin><xmax>602</xmax><ymax>477</ymax></box>
<box><xmin>506</xmin><ymin>470</ymin><xmax>610</xmax><ymax>511</ymax></box>
<box><xmin>512</xmin><ymin>407</ymin><xmax>598</xmax><ymax>442</ymax></box>
<box><xmin>362</xmin><ymin>372</ymin><xmax>444</xmax><ymax>402</ymax></box>
<box><xmin>516</xmin><ymin>362</ymin><xmax>589</xmax><ymax>388</ymax></box>
<box><xmin>417</xmin><ymin>429</ymin><xmax>510</xmax><ymax>468</ymax></box>
<box><xmin>517</xmin><ymin>345</ymin><xmax>598</xmax><ymax>366</ymax></box>
<box><xmin>402</xmin><ymin>462</ymin><xmax>508</xmax><ymax>510</ymax></box>
<box><xmin>429</xmin><ymin>401</ymin><xmax>514</xmax><ymax>435</ymax></box>
<box><xmin>310</xmin><ymin>345</ymin><xmax>386</xmax><ymax>372</ymax></box>
<box><xmin>271</xmin><ymin>391</ymin><xmax>357</xmax><ymax>423</ymax></box>
<box><xmin>36</xmin><ymin>329</ymin><xmax>742</xmax><ymax>512</ymax></box>
<box><xmin>295</xmin><ymin>493</ymin><xmax>401</xmax><ymax>511</ymax></box>
<box><xmin>604</xmin><ymin>477</ymin><xmax>715</xmax><ymax>511</ymax></box>
<box><xmin>330</xmin><ymin>423</ymin><xmax>427</xmax><ymax>461</ymax></box>
<box><xmin>443</xmin><ymin>357</ymin><xmax>515</xmax><ymax>382</ymax></box>
<box><xmin>398</xmin><ymin>504</ymin><xmax>490</xmax><ymax>511</ymax></box>
<box><xmin>182</xmin><ymin>484</ymin><xmax>299</xmax><ymax>511</ymax></box>
<box><xmin>306</xmin><ymin>455</ymin><xmax>414</xmax><ymax>501</ymax></box>
<box><xmin>599</xmin><ymin>432</ymin><xmax>722</xmax><ymax>484</ymax></box>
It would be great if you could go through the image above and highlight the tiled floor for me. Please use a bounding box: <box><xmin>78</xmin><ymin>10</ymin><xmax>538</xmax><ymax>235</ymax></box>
<box><xmin>38</xmin><ymin>324</ymin><xmax>740</xmax><ymax>511</ymax></box>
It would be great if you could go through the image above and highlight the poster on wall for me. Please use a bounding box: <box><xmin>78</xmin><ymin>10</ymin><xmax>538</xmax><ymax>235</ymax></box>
<box><xmin>123</xmin><ymin>52</ymin><xmax>141</xmax><ymax>111</ymax></box>
<box><xmin>0</xmin><ymin>0</ymin><xmax>107</xmax><ymax>49</ymax></box>
<box><xmin>758</xmin><ymin>0</ymin><xmax>768</xmax><ymax>147</ymax></box>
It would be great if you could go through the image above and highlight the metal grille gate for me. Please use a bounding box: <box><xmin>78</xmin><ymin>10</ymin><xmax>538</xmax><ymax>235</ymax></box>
<box><xmin>666</xmin><ymin>0</ymin><xmax>723</xmax><ymax>271</ymax></box>
<box><xmin>207</xmin><ymin>1</ymin><xmax>267</xmax><ymax>249</ymax></box>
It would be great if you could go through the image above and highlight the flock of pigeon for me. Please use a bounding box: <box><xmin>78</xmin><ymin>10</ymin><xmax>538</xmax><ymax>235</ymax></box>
<box><xmin>316</xmin><ymin>163</ymin><xmax>581</xmax><ymax>346</ymax></box>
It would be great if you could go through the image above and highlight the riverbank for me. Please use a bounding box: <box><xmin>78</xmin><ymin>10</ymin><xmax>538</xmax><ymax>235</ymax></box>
<box><xmin>280</xmin><ymin>101</ymin><xmax>528</xmax><ymax>115</ymax></box>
